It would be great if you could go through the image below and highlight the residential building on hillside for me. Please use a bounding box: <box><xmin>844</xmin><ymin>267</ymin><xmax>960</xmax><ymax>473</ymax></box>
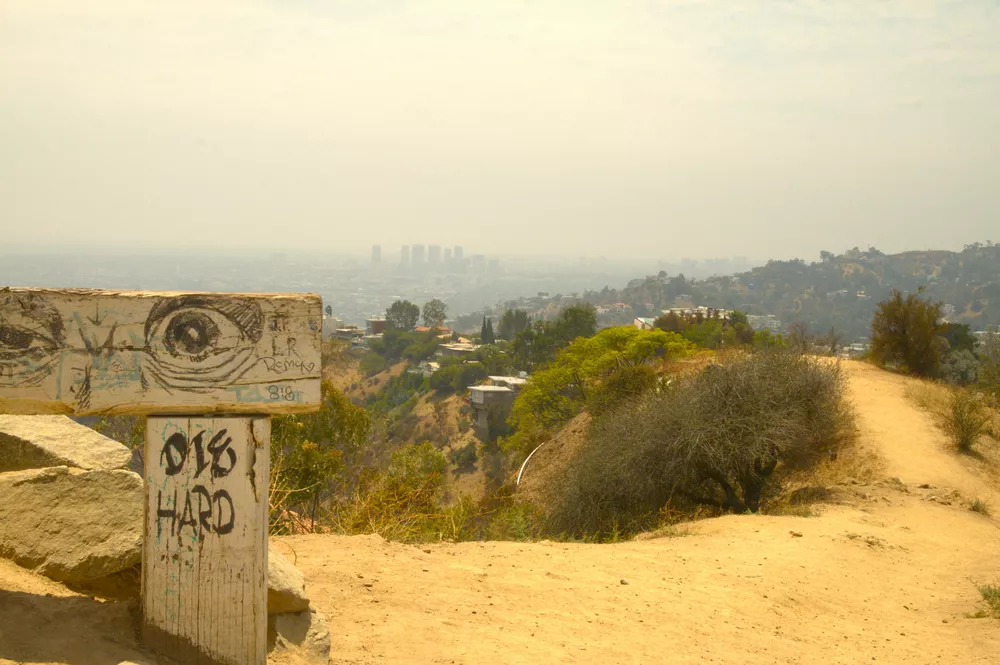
<box><xmin>664</xmin><ymin>306</ymin><xmax>733</xmax><ymax>320</ymax></box>
<box><xmin>468</xmin><ymin>385</ymin><xmax>516</xmax><ymax>440</ymax></box>
<box><xmin>747</xmin><ymin>314</ymin><xmax>782</xmax><ymax>332</ymax></box>
<box><xmin>487</xmin><ymin>375</ymin><xmax>528</xmax><ymax>391</ymax></box>
<box><xmin>634</xmin><ymin>317</ymin><xmax>656</xmax><ymax>330</ymax></box>
<box><xmin>437</xmin><ymin>342</ymin><xmax>480</xmax><ymax>358</ymax></box>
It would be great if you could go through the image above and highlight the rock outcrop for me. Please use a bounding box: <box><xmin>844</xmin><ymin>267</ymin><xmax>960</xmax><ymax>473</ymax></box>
<box><xmin>268</xmin><ymin>607</ymin><xmax>332</xmax><ymax>665</ymax></box>
<box><xmin>0</xmin><ymin>466</ymin><xmax>143</xmax><ymax>582</ymax></box>
<box><xmin>268</xmin><ymin>548</ymin><xmax>311</xmax><ymax>614</ymax></box>
<box><xmin>0</xmin><ymin>415</ymin><xmax>132</xmax><ymax>473</ymax></box>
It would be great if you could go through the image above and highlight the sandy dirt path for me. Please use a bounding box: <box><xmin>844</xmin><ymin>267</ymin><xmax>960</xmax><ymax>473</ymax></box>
<box><xmin>842</xmin><ymin>360</ymin><xmax>999</xmax><ymax>504</ymax></box>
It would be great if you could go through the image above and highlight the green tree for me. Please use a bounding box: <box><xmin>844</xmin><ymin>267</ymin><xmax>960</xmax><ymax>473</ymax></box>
<box><xmin>476</xmin><ymin>344</ymin><xmax>513</xmax><ymax>375</ymax></box>
<box><xmin>654</xmin><ymin>311</ymin><xmax>686</xmax><ymax>334</ymax></box>
<box><xmin>422</xmin><ymin>299</ymin><xmax>448</xmax><ymax>328</ymax></box>
<box><xmin>270</xmin><ymin>381</ymin><xmax>372</xmax><ymax>528</ymax></box>
<box><xmin>385</xmin><ymin>300</ymin><xmax>420</xmax><ymax>331</ymax></box>
<box><xmin>553</xmin><ymin>303</ymin><xmax>598</xmax><ymax>345</ymax></box>
<box><xmin>871</xmin><ymin>288</ymin><xmax>945</xmax><ymax>377</ymax></box>
<box><xmin>979</xmin><ymin>332</ymin><xmax>1000</xmax><ymax>395</ymax></box>
<box><xmin>325</xmin><ymin>305</ymin><xmax>333</xmax><ymax>316</ymax></box>
<box><xmin>484</xmin><ymin>318</ymin><xmax>496</xmax><ymax>345</ymax></box>
<box><xmin>506</xmin><ymin>327</ymin><xmax>693</xmax><ymax>457</ymax></box>
<box><xmin>497</xmin><ymin>309</ymin><xmax>531</xmax><ymax>341</ymax></box>
<box><xmin>941</xmin><ymin>322</ymin><xmax>976</xmax><ymax>353</ymax></box>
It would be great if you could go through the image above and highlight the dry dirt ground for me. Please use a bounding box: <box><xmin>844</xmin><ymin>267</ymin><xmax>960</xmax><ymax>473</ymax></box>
<box><xmin>3</xmin><ymin>361</ymin><xmax>1000</xmax><ymax>664</ymax></box>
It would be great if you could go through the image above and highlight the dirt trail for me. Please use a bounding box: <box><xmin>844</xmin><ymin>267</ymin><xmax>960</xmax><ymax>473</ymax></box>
<box><xmin>3</xmin><ymin>361</ymin><xmax>1000</xmax><ymax>664</ymax></box>
<box><xmin>843</xmin><ymin>360</ymin><xmax>999</xmax><ymax>503</ymax></box>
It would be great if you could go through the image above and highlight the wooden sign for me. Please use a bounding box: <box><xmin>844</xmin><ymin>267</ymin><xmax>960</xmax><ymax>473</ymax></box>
<box><xmin>143</xmin><ymin>416</ymin><xmax>270</xmax><ymax>665</ymax></box>
<box><xmin>0</xmin><ymin>287</ymin><xmax>322</xmax><ymax>415</ymax></box>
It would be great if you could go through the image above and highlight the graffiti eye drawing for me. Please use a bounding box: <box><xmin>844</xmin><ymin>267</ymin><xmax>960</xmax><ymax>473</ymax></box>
<box><xmin>161</xmin><ymin>310</ymin><xmax>225</xmax><ymax>361</ymax></box>
<box><xmin>144</xmin><ymin>295</ymin><xmax>264</xmax><ymax>390</ymax></box>
<box><xmin>0</xmin><ymin>324</ymin><xmax>58</xmax><ymax>353</ymax></box>
<box><xmin>0</xmin><ymin>293</ymin><xmax>65</xmax><ymax>387</ymax></box>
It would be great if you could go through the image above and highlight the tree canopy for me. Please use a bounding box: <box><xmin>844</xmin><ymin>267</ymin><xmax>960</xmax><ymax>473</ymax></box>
<box><xmin>422</xmin><ymin>299</ymin><xmax>448</xmax><ymax>328</ymax></box>
<box><xmin>385</xmin><ymin>299</ymin><xmax>420</xmax><ymax>331</ymax></box>
<box><xmin>506</xmin><ymin>327</ymin><xmax>693</xmax><ymax>456</ymax></box>
<box><xmin>497</xmin><ymin>309</ymin><xmax>531</xmax><ymax>340</ymax></box>
<box><xmin>871</xmin><ymin>288</ymin><xmax>945</xmax><ymax>376</ymax></box>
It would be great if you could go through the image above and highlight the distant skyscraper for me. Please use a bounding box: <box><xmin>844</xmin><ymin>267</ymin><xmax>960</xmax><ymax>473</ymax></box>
<box><xmin>400</xmin><ymin>245</ymin><xmax>410</xmax><ymax>266</ymax></box>
<box><xmin>471</xmin><ymin>254</ymin><xmax>486</xmax><ymax>273</ymax></box>
<box><xmin>443</xmin><ymin>247</ymin><xmax>452</xmax><ymax>263</ymax></box>
<box><xmin>428</xmin><ymin>244</ymin><xmax>441</xmax><ymax>265</ymax></box>
<box><xmin>371</xmin><ymin>244</ymin><xmax>381</xmax><ymax>263</ymax></box>
<box><xmin>454</xmin><ymin>246</ymin><xmax>464</xmax><ymax>262</ymax></box>
<box><xmin>411</xmin><ymin>244</ymin><xmax>426</xmax><ymax>266</ymax></box>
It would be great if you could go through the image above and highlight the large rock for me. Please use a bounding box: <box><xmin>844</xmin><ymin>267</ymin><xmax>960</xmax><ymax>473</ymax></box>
<box><xmin>268</xmin><ymin>608</ymin><xmax>331</xmax><ymax>665</ymax></box>
<box><xmin>0</xmin><ymin>466</ymin><xmax>143</xmax><ymax>582</ymax></box>
<box><xmin>0</xmin><ymin>415</ymin><xmax>132</xmax><ymax>473</ymax></box>
<box><xmin>269</xmin><ymin>548</ymin><xmax>310</xmax><ymax>614</ymax></box>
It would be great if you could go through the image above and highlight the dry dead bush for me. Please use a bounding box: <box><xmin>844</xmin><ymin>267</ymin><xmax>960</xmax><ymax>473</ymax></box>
<box><xmin>546</xmin><ymin>352</ymin><xmax>853</xmax><ymax>540</ymax></box>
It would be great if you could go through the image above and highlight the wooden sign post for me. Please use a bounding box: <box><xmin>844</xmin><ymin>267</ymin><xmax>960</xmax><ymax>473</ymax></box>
<box><xmin>0</xmin><ymin>287</ymin><xmax>322</xmax><ymax>665</ymax></box>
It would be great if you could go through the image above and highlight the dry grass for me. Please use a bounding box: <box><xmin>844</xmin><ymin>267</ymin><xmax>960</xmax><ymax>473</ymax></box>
<box><xmin>970</xmin><ymin>498</ymin><xmax>991</xmax><ymax>516</ymax></box>
<box><xmin>906</xmin><ymin>381</ymin><xmax>1000</xmax><ymax>440</ymax></box>
<box><xmin>905</xmin><ymin>379</ymin><xmax>1000</xmax><ymax>487</ymax></box>
<box><xmin>971</xmin><ymin>583</ymin><xmax>1000</xmax><ymax>619</ymax></box>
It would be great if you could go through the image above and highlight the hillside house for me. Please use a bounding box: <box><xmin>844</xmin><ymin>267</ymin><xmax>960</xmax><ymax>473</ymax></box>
<box><xmin>366</xmin><ymin>318</ymin><xmax>386</xmax><ymax>335</ymax></box>
<box><xmin>747</xmin><ymin>314</ymin><xmax>782</xmax><ymax>332</ymax></box>
<box><xmin>468</xmin><ymin>385</ymin><xmax>516</xmax><ymax>440</ymax></box>
<box><xmin>408</xmin><ymin>360</ymin><xmax>441</xmax><ymax>378</ymax></box>
<box><xmin>487</xmin><ymin>375</ymin><xmax>527</xmax><ymax>391</ymax></box>
<box><xmin>633</xmin><ymin>317</ymin><xmax>656</xmax><ymax>330</ymax></box>
<box><xmin>437</xmin><ymin>342</ymin><xmax>480</xmax><ymax>359</ymax></box>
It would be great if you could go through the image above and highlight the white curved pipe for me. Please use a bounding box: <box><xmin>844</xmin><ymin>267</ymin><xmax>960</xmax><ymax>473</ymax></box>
<box><xmin>516</xmin><ymin>439</ymin><xmax>551</xmax><ymax>486</ymax></box>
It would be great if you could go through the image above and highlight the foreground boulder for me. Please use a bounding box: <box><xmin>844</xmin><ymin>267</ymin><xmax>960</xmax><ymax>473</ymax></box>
<box><xmin>0</xmin><ymin>466</ymin><xmax>143</xmax><ymax>582</ymax></box>
<box><xmin>0</xmin><ymin>415</ymin><xmax>132</xmax><ymax>473</ymax></box>
<box><xmin>268</xmin><ymin>608</ymin><xmax>331</xmax><ymax>664</ymax></box>
<box><xmin>269</xmin><ymin>548</ymin><xmax>310</xmax><ymax>614</ymax></box>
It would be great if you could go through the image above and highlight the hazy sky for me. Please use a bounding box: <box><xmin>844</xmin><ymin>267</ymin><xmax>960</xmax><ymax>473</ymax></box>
<box><xmin>2</xmin><ymin>1</ymin><xmax>998</xmax><ymax>261</ymax></box>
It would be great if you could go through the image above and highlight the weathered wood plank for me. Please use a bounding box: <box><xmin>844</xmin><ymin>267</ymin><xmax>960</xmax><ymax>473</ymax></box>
<box><xmin>142</xmin><ymin>416</ymin><xmax>269</xmax><ymax>665</ymax></box>
<box><xmin>0</xmin><ymin>288</ymin><xmax>321</xmax><ymax>415</ymax></box>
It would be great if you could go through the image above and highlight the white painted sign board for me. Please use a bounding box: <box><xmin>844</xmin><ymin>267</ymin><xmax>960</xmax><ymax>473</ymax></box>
<box><xmin>0</xmin><ymin>287</ymin><xmax>322</xmax><ymax>415</ymax></box>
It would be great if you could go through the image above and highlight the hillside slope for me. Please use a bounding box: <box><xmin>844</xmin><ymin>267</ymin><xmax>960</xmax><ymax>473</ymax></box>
<box><xmin>2</xmin><ymin>362</ymin><xmax>999</xmax><ymax>664</ymax></box>
<box><xmin>593</xmin><ymin>243</ymin><xmax>1000</xmax><ymax>339</ymax></box>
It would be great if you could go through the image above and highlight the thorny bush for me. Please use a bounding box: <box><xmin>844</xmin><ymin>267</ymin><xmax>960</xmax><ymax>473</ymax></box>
<box><xmin>546</xmin><ymin>351</ymin><xmax>852</xmax><ymax>540</ymax></box>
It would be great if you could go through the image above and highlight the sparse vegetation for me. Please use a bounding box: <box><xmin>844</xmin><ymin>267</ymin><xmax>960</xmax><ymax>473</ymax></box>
<box><xmin>971</xmin><ymin>583</ymin><xmax>1000</xmax><ymax>619</ymax></box>
<box><xmin>944</xmin><ymin>390</ymin><xmax>991</xmax><ymax>453</ymax></box>
<box><xmin>969</xmin><ymin>498</ymin><xmax>991</xmax><ymax>516</ymax></box>
<box><xmin>448</xmin><ymin>442</ymin><xmax>478</xmax><ymax>473</ymax></box>
<box><xmin>846</xmin><ymin>533</ymin><xmax>885</xmax><ymax>548</ymax></box>
<box><xmin>545</xmin><ymin>351</ymin><xmax>851</xmax><ymax>540</ymax></box>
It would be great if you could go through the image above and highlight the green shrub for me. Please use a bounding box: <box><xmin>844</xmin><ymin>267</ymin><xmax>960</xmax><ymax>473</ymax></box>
<box><xmin>945</xmin><ymin>390</ymin><xmax>990</xmax><ymax>452</ymax></box>
<box><xmin>586</xmin><ymin>364</ymin><xmax>657</xmax><ymax>417</ymax></box>
<box><xmin>974</xmin><ymin>583</ymin><xmax>1000</xmax><ymax>619</ymax></box>
<box><xmin>360</xmin><ymin>351</ymin><xmax>388</xmax><ymax>376</ymax></box>
<box><xmin>940</xmin><ymin>350</ymin><xmax>980</xmax><ymax>385</ymax></box>
<box><xmin>970</xmin><ymin>498</ymin><xmax>991</xmax><ymax>516</ymax></box>
<box><xmin>448</xmin><ymin>442</ymin><xmax>478</xmax><ymax>473</ymax></box>
<box><xmin>506</xmin><ymin>327</ymin><xmax>692</xmax><ymax>458</ymax></box>
<box><xmin>430</xmin><ymin>361</ymin><xmax>488</xmax><ymax>393</ymax></box>
<box><xmin>981</xmin><ymin>332</ymin><xmax>1000</xmax><ymax>396</ymax></box>
<box><xmin>546</xmin><ymin>352</ymin><xmax>850</xmax><ymax>540</ymax></box>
